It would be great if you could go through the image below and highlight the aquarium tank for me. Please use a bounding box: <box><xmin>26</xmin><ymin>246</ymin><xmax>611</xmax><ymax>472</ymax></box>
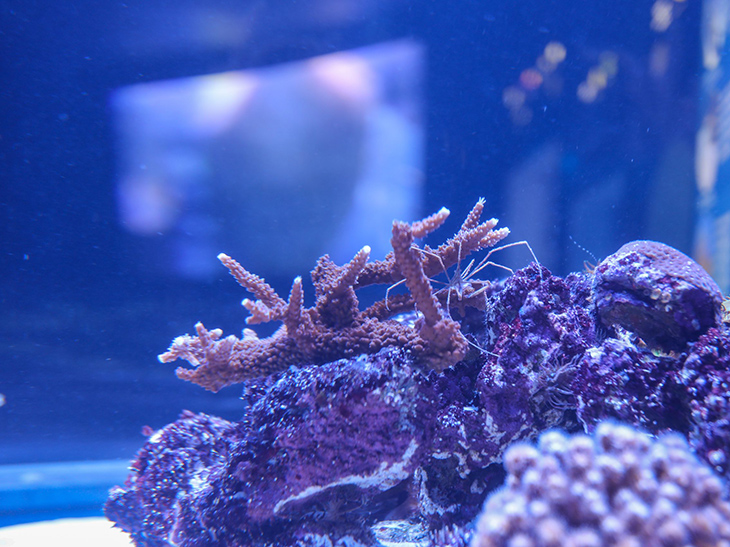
<box><xmin>3</xmin><ymin>0</ymin><xmax>730</xmax><ymax>545</ymax></box>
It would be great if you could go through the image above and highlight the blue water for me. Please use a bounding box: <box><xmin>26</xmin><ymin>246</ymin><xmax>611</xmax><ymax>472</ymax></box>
<box><xmin>1</xmin><ymin>0</ymin><xmax>702</xmax><ymax>526</ymax></box>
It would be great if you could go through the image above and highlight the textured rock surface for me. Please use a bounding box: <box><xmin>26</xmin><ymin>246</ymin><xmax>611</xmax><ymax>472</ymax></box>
<box><xmin>572</xmin><ymin>335</ymin><xmax>688</xmax><ymax>433</ymax></box>
<box><xmin>592</xmin><ymin>240</ymin><xmax>723</xmax><ymax>349</ymax></box>
<box><xmin>416</xmin><ymin>264</ymin><xmax>598</xmax><ymax>528</ymax></box>
<box><xmin>477</xmin><ymin>264</ymin><xmax>594</xmax><ymax>444</ymax></box>
<box><xmin>105</xmin><ymin>411</ymin><xmax>236</xmax><ymax>547</ymax></box>
<box><xmin>107</xmin><ymin>350</ymin><xmax>436</xmax><ymax>546</ymax></box>
<box><xmin>682</xmin><ymin>327</ymin><xmax>730</xmax><ymax>477</ymax></box>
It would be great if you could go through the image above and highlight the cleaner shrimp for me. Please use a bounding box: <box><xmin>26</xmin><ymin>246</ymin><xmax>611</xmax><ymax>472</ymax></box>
<box><xmin>386</xmin><ymin>239</ymin><xmax>540</xmax><ymax>315</ymax></box>
<box><xmin>386</xmin><ymin>239</ymin><xmax>540</xmax><ymax>358</ymax></box>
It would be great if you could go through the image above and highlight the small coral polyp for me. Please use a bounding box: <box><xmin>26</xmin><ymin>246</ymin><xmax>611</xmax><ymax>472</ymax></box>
<box><xmin>106</xmin><ymin>202</ymin><xmax>730</xmax><ymax>547</ymax></box>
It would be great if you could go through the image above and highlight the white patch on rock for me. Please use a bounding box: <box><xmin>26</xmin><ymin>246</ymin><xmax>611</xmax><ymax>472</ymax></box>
<box><xmin>274</xmin><ymin>438</ymin><xmax>419</xmax><ymax>516</ymax></box>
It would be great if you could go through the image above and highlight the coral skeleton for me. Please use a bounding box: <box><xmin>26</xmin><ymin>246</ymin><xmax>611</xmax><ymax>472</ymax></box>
<box><xmin>159</xmin><ymin>199</ymin><xmax>509</xmax><ymax>391</ymax></box>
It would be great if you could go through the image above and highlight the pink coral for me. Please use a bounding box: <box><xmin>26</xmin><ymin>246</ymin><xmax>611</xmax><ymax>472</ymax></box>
<box><xmin>159</xmin><ymin>200</ymin><xmax>509</xmax><ymax>391</ymax></box>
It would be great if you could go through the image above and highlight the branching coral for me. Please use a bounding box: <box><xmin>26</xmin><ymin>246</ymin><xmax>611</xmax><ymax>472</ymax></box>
<box><xmin>159</xmin><ymin>199</ymin><xmax>509</xmax><ymax>391</ymax></box>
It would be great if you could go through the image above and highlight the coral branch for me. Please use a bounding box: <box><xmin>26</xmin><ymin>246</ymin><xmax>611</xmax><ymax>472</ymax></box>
<box><xmin>355</xmin><ymin>199</ymin><xmax>509</xmax><ymax>287</ymax></box>
<box><xmin>283</xmin><ymin>276</ymin><xmax>304</xmax><ymax>335</ymax></box>
<box><xmin>391</xmin><ymin>220</ymin><xmax>467</xmax><ymax>369</ymax></box>
<box><xmin>161</xmin><ymin>200</ymin><xmax>508</xmax><ymax>390</ymax></box>
<box><xmin>391</xmin><ymin>221</ymin><xmax>442</xmax><ymax>326</ymax></box>
<box><xmin>218</xmin><ymin>253</ymin><xmax>286</xmax><ymax>320</ymax></box>
<box><xmin>459</xmin><ymin>196</ymin><xmax>485</xmax><ymax>232</ymax></box>
<box><xmin>410</xmin><ymin>207</ymin><xmax>450</xmax><ymax>238</ymax></box>
<box><xmin>332</xmin><ymin>245</ymin><xmax>370</xmax><ymax>295</ymax></box>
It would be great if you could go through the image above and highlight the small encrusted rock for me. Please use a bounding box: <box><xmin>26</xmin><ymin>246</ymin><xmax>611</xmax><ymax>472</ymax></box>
<box><xmin>592</xmin><ymin>240</ymin><xmax>723</xmax><ymax>349</ymax></box>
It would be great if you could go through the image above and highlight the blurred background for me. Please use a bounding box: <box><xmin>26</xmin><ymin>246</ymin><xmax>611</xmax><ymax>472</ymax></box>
<box><xmin>1</xmin><ymin>0</ymin><xmax>727</xmax><ymax>526</ymax></box>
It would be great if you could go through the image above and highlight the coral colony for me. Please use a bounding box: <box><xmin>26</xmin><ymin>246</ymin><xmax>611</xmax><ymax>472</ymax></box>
<box><xmin>106</xmin><ymin>200</ymin><xmax>730</xmax><ymax>546</ymax></box>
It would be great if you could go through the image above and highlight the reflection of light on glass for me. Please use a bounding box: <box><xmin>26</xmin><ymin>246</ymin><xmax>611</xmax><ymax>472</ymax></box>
<box><xmin>544</xmin><ymin>41</ymin><xmax>566</xmax><ymax>64</ymax></box>
<box><xmin>716</xmin><ymin>81</ymin><xmax>730</xmax><ymax>163</ymax></box>
<box><xmin>577</xmin><ymin>81</ymin><xmax>599</xmax><ymax>104</ymax></box>
<box><xmin>651</xmin><ymin>0</ymin><xmax>673</xmax><ymax>32</ymax></box>
<box><xmin>112</xmin><ymin>40</ymin><xmax>424</xmax><ymax>280</ymax></box>
<box><xmin>519</xmin><ymin>68</ymin><xmax>543</xmax><ymax>91</ymax></box>
<box><xmin>191</xmin><ymin>73</ymin><xmax>258</xmax><ymax>136</ymax></box>
<box><xmin>309</xmin><ymin>53</ymin><xmax>376</xmax><ymax>106</ymax></box>
<box><xmin>502</xmin><ymin>86</ymin><xmax>526</xmax><ymax>110</ymax></box>
<box><xmin>535</xmin><ymin>55</ymin><xmax>554</xmax><ymax>74</ymax></box>
<box><xmin>599</xmin><ymin>51</ymin><xmax>619</xmax><ymax>78</ymax></box>
<box><xmin>503</xmin><ymin>41</ymin><xmax>566</xmax><ymax>126</ymax></box>
<box><xmin>649</xmin><ymin>42</ymin><xmax>671</xmax><ymax>77</ymax></box>
<box><xmin>696</xmin><ymin>113</ymin><xmax>718</xmax><ymax>194</ymax></box>
<box><xmin>510</xmin><ymin>106</ymin><xmax>533</xmax><ymax>126</ymax></box>
<box><xmin>577</xmin><ymin>51</ymin><xmax>618</xmax><ymax>104</ymax></box>
<box><xmin>541</xmin><ymin>73</ymin><xmax>563</xmax><ymax>97</ymax></box>
<box><xmin>587</xmin><ymin>68</ymin><xmax>608</xmax><ymax>90</ymax></box>
<box><xmin>117</xmin><ymin>175</ymin><xmax>180</xmax><ymax>234</ymax></box>
<box><xmin>702</xmin><ymin>0</ymin><xmax>727</xmax><ymax>71</ymax></box>
<box><xmin>537</xmin><ymin>42</ymin><xmax>566</xmax><ymax>74</ymax></box>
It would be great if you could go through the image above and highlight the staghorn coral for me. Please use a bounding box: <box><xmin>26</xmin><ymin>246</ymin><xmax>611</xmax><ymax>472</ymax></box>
<box><xmin>159</xmin><ymin>200</ymin><xmax>509</xmax><ymax>391</ymax></box>
<box><xmin>390</xmin><ymin>218</ymin><xmax>467</xmax><ymax>369</ymax></box>
<box><xmin>472</xmin><ymin>422</ymin><xmax>730</xmax><ymax>547</ymax></box>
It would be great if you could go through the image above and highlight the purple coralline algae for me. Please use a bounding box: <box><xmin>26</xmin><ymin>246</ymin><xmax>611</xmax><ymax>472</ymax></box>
<box><xmin>408</xmin><ymin>263</ymin><xmax>598</xmax><ymax>530</ymax></box>
<box><xmin>571</xmin><ymin>336</ymin><xmax>687</xmax><ymax>433</ymax></box>
<box><xmin>682</xmin><ymin>327</ymin><xmax>730</xmax><ymax>477</ymax></box>
<box><xmin>592</xmin><ymin>240</ymin><xmax>723</xmax><ymax>350</ymax></box>
<box><xmin>108</xmin><ymin>349</ymin><xmax>436</xmax><ymax>546</ymax></box>
<box><xmin>477</xmin><ymin>264</ymin><xmax>595</xmax><ymax>440</ymax></box>
<box><xmin>106</xmin><ymin>203</ymin><xmax>730</xmax><ymax>547</ymax></box>
<box><xmin>105</xmin><ymin>411</ymin><xmax>236</xmax><ymax>547</ymax></box>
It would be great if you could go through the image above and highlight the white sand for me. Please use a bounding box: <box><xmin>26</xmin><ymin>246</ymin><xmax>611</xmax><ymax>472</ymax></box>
<box><xmin>0</xmin><ymin>518</ymin><xmax>132</xmax><ymax>547</ymax></box>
